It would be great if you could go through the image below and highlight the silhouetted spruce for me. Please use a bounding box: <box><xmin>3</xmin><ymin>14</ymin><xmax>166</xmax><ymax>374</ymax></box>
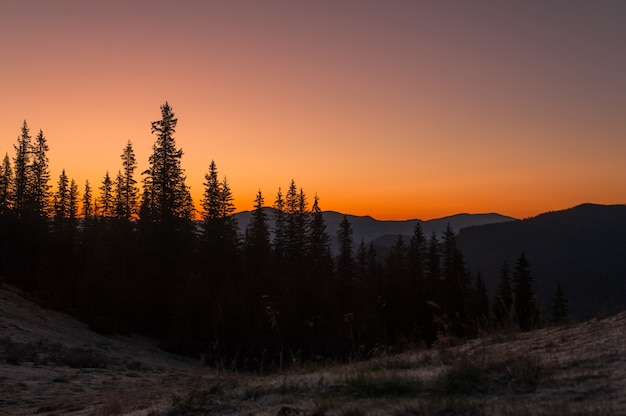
<box><xmin>12</xmin><ymin>120</ymin><xmax>31</xmax><ymax>220</ymax></box>
<box><xmin>30</xmin><ymin>129</ymin><xmax>52</xmax><ymax>218</ymax></box>
<box><xmin>115</xmin><ymin>140</ymin><xmax>139</xmax><ymax>221</ymax></box>
<box><xmin>244</xmin><ymin>190</ymin><xmax>272</xmax><ymax>275</ymax></box>
<box><xmin>0</xmin><ymin>153</ymin><xmax>13</xmax><ymax>216</ymax></box>
<box><xmin>336</xmin><ymin>214</ymin><xmax>354</xmax><ymax>282</ymax></box>
<box><xmin>98</xmin><ymin>171</ymin><xmax>114</xmax><ymax>218</ymax></box>
<box><xmin>440</xmin><ymin>224</ymin><xmax>470</xmax><ymax>335</ymax></box>
<box><xmin>284</xmin><ymin>180</ymin><xmax>308</xmax><ymax>274</ymax></box>
<box><xmin>513</xmin><ymin>252</ymin><xmax>540</xmax><ymax>331</ymax></box>
<box><xmin>200</xmin><ymin>160</ymin><xmax>239</xmax><ymax>271</ymax></box>
<box><xmin>550</xmin><ymin>281</ymin><xmax>569</xmax><ymax>324</ymax></box>
<box><xmin>469</xmin><ymin>271</ymin><xmax>489</xmax><ymax>330</ymax></box>
<box><xmin>272</xmin><ymin>187</ymin><xmax>286</xmax><ymax>269</ymax></box>
<box><xmin>140</xmin><ymin>102</ymin><xmax>193</xmax><ymax>223</ymax></box>
<box><xmin>493</xmin><ymin>261</ymin><xmax>513</xmax><ymax>325</ymax></box>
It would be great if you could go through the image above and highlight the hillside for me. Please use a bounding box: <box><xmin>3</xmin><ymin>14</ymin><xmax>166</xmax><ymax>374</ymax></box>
<box><xmin>1</xmin><ymin>284</ymin><xmax>624</xmax><ymax>415</ymax></box>
<box><xmin>458</xmin><ymin>203</ymin><xmax>626</xmax><ymax>320</ymax></box>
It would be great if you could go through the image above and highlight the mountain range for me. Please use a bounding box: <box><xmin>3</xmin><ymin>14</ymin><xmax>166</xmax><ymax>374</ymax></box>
<box><xmin>235</xmin><ymin>203</ymin><xmax>626</xmax><ymax>321</ymax></box>
<box><xmin>234</xmin><ymin>208</ymin><xmax>516</xmax><ymax>252</ymax></box>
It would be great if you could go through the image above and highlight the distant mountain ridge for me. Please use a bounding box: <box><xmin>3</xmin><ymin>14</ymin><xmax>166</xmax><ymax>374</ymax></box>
<box><xmin>234</xmin><ymin>208</ymin><xmax>516</xmax><ymax>251</ymax></box>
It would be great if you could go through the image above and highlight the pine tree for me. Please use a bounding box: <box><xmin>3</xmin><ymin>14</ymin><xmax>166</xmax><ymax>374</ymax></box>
<box><xmin>550</xmin><ymin>281</ymin><xmax>569</xmax><ymax>324</ymax></box>
<box><xmin>512</xmin><ymin>252</ymin><xmax>539</xmax><ymax>331</ymax></box>
<box><xmin>284</xmin><ymin>180</ymin><xmax>308</xmax><ymax>272</ymax></box>
<box><xmin>54</xmin><ymin>169</ymin><xmax>70</xmax><ymax>222</ymax></box>
<box><xmin>114</xmin><ymin>170</ymin><xmax>125</xmax><ymax>219</ymax></box>
<box><xmin>82</xmin><ymin>180</ymin><xmax>94</xmax><ymax>220</ymax></box>
<box><xmin>0</xmin><ymin>153</ymin><xmax>14</xmax><ymax>216</ymax></box>
<box><xmin>141</xmin><ymin>102</ymin><xmax>193</xmax><ymax>222</ymax></box>
<box><xmin>306</xmin><ymin>194</ymin><xmax>333</xmax><ymax>277</ymax></box>
<box><xmin>424</xmin><ymin>231</ymin><xmax>440</xmax><ymax>295</ymax></box>
<box><xmin>407</xmin><ymin>222</ymin><xmax>426</xmax><ymax>284</ymax></box>
<box><xmin>272</xmin><ymin>187</ymin><xmax>286</xmax><ymax>268</ymax></box>
<box><xmin>30</xmin><ymin>129</ymin><xmax>51</xmax><ymax>218</ymax></box>
<box><xmin>245</xmin><ymin>190</ymin><xmax>272</xmax><ymax>271</ymax></box>
<box><xmin>13</xmin><ymin>121</ymin><xmax>32</xmax><ymax>219</ymax></box>
<box><xmin>200</xmin><ymin>161</ymin><xmax>239</xmax><ymax>270</ymax></box>
<box><xmin>69</xmin><ymin>178</ymin><xmax>79</xmax><ymax>223</ymax></box>
<box><xmin>493</xmin><ymin>261</ymin><xmax>513</xmax><ymax>325</ymax></box>
<box><xmin>98</xmin><ymin>171</ymin><xmax>114</xmax><ymax>218</ymax></box>
<box><xmin>336</xmin><ymin>214</ymin><xmax>354</xmax><ymax>278</ymax></box>
<box><xmin>118</xmin><ymin>140</ymin><xmax>139</xmax><ymax>220</ymax></box>
<box><xmin>470</xmin><ymin>272</ymin><xmax>489</xmax><ymax>324</ymax></box>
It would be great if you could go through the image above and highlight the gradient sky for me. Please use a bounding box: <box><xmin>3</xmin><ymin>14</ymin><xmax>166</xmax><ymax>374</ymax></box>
<box><xmin>1</xmin><ymin>1</ymin><xmax>625</xmax><ymax>220</ymax></box>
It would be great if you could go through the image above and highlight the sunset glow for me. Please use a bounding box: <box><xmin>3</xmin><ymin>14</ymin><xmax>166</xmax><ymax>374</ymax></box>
<box><xmin>2</xmin><ymin>1</ymin><xmax>625</xmax><ymax>220</ymax></box>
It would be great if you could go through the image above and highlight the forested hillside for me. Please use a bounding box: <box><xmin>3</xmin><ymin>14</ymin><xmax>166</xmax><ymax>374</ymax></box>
<box><xmin>0</xmin><ymin>103</ymin><xmax>616</xmax><ymax>367</ymax></box>
<box><xmin>458</xmin><ymin>204</ymin><xmax>626</xmax><ymax>320</ymax></box>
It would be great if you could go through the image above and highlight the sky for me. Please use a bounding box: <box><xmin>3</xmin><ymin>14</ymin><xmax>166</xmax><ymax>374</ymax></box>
<box><xmin>1</xmin><ymin>1</ymin><xmax>625</xmax><ymax>220</ymax></box>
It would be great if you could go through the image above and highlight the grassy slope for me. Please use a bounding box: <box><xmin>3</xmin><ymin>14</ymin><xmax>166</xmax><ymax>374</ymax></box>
<box><xmin>1</xmin><ymin>284</ymin><xmax>624</xmax><ymax>415</ymax></box>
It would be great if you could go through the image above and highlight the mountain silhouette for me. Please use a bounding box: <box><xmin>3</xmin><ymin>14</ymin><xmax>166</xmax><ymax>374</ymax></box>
<box><xmin>457</xmin><ymin>203</ymin><xmax>626</xmax><ymax>321</ymax></box>
<box><xmin>234</xmin><ymin>209</ymin><xmax>516</xmax><ymax>253</ymax></box>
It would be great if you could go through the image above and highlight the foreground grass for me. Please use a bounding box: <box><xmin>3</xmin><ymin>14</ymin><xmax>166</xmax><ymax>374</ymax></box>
<box><xmin>150</xmin><ymin>350</ymin><xmax>578</xmax><ymax>415</ymax></box>
<box><xmin>150</xmin><ymin>313</ymin><xmax>626</xmax><ymax>416</ymax></box>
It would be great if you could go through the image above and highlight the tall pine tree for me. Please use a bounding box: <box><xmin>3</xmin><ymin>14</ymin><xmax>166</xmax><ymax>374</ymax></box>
<box><xmin>141</xmin><ymin>102</ymin><xmax>193</xmax><ymax>223</ymax></box>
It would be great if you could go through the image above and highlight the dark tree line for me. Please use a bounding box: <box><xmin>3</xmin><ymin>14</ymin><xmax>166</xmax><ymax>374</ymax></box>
<box><xmin>0</xmin><ymin>103</ymin><xmax>567</xmax><ymax>369</ymax></box>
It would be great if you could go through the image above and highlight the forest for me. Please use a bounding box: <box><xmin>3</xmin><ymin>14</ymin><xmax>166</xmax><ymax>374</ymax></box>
<box><xmin>0</xmin><ymin>103</ymin><xmax>568</xmax><ymax>369</ymax></box>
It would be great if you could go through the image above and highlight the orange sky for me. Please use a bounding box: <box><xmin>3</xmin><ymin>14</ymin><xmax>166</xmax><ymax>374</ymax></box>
<box><xmin>1</xmin><ymin>1</ymin><xmax>625</xmax><ymax>220</ymax></box>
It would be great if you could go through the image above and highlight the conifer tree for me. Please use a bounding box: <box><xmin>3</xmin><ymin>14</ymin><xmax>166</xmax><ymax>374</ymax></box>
<box><xmin>512</xmin><ymin>252</ymin><xmax>539</xmax><ymax>331</ymax></box>
<box><xmin>550</xmin><ymin>281</ymin><xmax>569</xmax><ymax>324</ymax></box>
<box><xmin>54</xmin><ymin>169</ymin><xmax>70</xmax><ymax>222</ymax></box>
<box><xmin>200</xmin><ymin>161</ymin><xmax>239</xmax><ymax>271</ymax></box>
<box><xmin>493</xmin><ymin>261</ymin><xmax>513</xmax><ymax>324</ymax></box>
<box><xmin>30</xmin><ymin>129</ymin><xmax>51</xmax><ymax>218</ymax></box>
<box><xmin>336</xmin><ymin>214</ymin><xmax>354</xmax><ymax>281</ymax></box>
<box><xmin>306</xmin><ymin>194</ymin><xmax>333</xmax><ymax>276</ymax></box>
<box><xmin>439</xmin><ymin>224</ymin><xmax>470</xmax><ymax>335</ymax></box>
<box><xmin>273</xmin><ymin>187</ymin><xmax>286</xmax><ymax>268</ymax></box>
<box><xmin>141</xmin><ymin>102</ymin><xmax>193</xmax><ymax>222</ymax></box>
<box><xmin>424</xmin><ymin>230</ymin><xmax>440</xmax><ymax>295</ymax></box>
<box><xmin>470</xmin><ymin>272</ymin><xmax>489</xmax><ymax>324</ymax></box>
<box><xmin>68</xmin><ymin>179</ymin><xmax>79</xmax><ymax>223</ymax></box>
<box><xmin>118</xmin><ymin>140</ymin><xmax>139</xmax><ymax>220</ymax></box>
<box><xmin>82</xmin><ymin>180</ymin><xmax>94</xmax><ymax>220</ymax></box>
<box><xmin>284</xmin><ymin>180</ymin><xmax>308</xmax><ymax>272</ymax></box>
<box><xmin>245</xmin><ymin>190</ymin><xmax>272</xmax><ymax>271</ymax></box>
<box><xmin>0</xmin><ymin>153</ymin><xmax>14</xmax><ymax>216</ymax></box>
<box><xmin>407</xmin><ymin>222</ymin><xmax>426</xmax><ymax>283</ymax></box>
<box><xmin>98</xmin><ymin>171</ymin><xmax>114</xmax><ymax>218</ymax></box>
<box><xmin>13</xmin><ymin>121</ymin><xmax>31</xmax><ymax>219</ymax></box>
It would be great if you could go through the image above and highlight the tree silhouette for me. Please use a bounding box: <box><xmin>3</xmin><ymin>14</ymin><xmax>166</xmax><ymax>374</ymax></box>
<box><xmin>336</xmin><ymin>214</ymin><xmax>354</xmax><ymax>282</ymax></box>
<box><xmin>284</xmin><ymin>180</ymin><xmax>308</xmax><ymax>273</ymax></box>
<box><xmin>141</xmin><ymin>102</ymin><xmax>193</xmax><ymax>223</ymax></box>
<box><xmin>0</xmin><ymin>153</ymin><xmax>14</xmax><ymax>216</ymax></box>
<box><xmin>53</xmin><ymin>169</ymin><xmax>70</xmax><ymax>223</ymax></box>
<box><xmin>512</xmin><ymin>252</ymin><xmax>540</xmax><ymax>331</ymax></box>
<box><xmin>306</xmin><ymin>194</ymin><xmax>334</xmax><ymax>277</ymax></box>
<box><xmin>493</xmin><ymin>261</ymin><xmax>513</xmax><ymax>325</ymax></box>
<box><xmin>30</xmin><ymin>129</ymin><xmax>51</xmax><ymax>219</ymax></box>
<box><xmin>549</xmin><ymin>281</ymin><xmax>569</xmax><ymax>324</ymax></box>
<box><xmin>13</xmin><ymin>120</ymin><xmax>31</xmax><ymax>220</ymax></box>
<box><xmin>115</xmin><ymin>141</ymin><xmax>139</xmax><ymax>220</ymax></box>
<box><xmin>98</xmin><ymin>171</ymin><xmax>114</xmax><ymax>218</ymax></box>
<box><xmin>200</xmin><ymin>160</ymin><xmax>239</xmax><ymax>270</ymax></box>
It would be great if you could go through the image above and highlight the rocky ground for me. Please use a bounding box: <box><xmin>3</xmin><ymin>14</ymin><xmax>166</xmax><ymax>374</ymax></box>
<box><xmin>1</xmin><ymin>284</ymin><xmax>624</xmax><ymax>415</ymax></box>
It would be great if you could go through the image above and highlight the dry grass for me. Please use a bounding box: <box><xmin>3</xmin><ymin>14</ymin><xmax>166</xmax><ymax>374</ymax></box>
<box><xmin>1</xmin><ymin>284</ymin><xmax>625</xmax><ymax>415</ymax></box>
